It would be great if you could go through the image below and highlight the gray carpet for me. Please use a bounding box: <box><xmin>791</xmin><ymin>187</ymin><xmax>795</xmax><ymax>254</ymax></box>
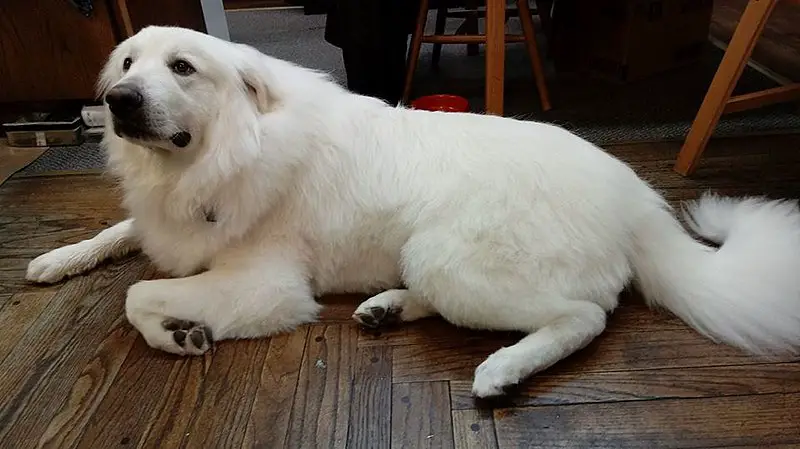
<box><xmin>20</xmin><ymin>8</ymin><xmax>800</xmax><ymax>174</ymax></box>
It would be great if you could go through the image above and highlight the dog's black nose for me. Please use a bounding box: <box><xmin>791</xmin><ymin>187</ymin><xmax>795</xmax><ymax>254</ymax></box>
<box><xmin>105</xmin><ymin>84</ymin><xmax>143</xmax><ymax>119</ymax></box>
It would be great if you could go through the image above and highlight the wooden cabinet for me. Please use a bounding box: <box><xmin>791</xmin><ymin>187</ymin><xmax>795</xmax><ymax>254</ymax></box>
<box><xmin>0</xmin><ymin>0</ymin><xmax>207</xmax><ymax>105</ymax></box>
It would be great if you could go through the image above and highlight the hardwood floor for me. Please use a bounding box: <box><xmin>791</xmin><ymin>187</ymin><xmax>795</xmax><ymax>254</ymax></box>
<box><xmin>2</xmin><ymin>134</ymin><xmax>800</xmax><ymax>448</ymax></box>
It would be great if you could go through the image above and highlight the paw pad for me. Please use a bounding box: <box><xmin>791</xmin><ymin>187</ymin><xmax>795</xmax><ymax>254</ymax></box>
<box><xmin>353</xmin><ymin>305</ymin><xmax>403</xmax><ymax>329</ymax></box>
<box><xmin>161</xmin><ymin>318</ymin><xmax>213</xmax><ymax>354</ymax></box>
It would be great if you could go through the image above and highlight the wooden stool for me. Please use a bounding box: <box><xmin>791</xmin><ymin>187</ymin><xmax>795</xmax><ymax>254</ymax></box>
<box><xmin>403</xmin><ymin>0</ymin><xmax>552</xmax><ymax>115</ymax></box>
<box><xmin>674</xmin><ymin>0</ymin><xmax>800</xmax><ymax>176</ymax></box>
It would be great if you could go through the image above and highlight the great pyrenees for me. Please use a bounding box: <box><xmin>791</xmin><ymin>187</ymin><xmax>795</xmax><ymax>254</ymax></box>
<box><xmin>26</xmin><ymin>26</ymin><xmax>800</xmax><ymax>397</ymax></box>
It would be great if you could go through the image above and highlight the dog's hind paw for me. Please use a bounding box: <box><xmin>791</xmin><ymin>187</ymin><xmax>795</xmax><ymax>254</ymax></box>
<box><xmin>352</xmin><ymin>305</ymin><xmax>403</xmax><ymax>328</ymax></box>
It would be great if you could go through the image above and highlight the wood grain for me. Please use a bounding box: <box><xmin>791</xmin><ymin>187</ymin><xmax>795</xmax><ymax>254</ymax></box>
<box><xmin>72</xmin><ymin>338</ymin><xmax>195</xmax><ymax>449</ymax></box>
<box><xmin>449</xmin><ymin>362</ymin><xmax>800</xmax><ymax>410</ymax></box>
<box><xmin>346</xmin><ymin>346</ymin><xmax>393</xmax><ymax>449</ymax></box>
<box><xmin>242</xmin><ymin>327</ymin><xmax>310</xmax><ymax>449</ymax></box>
<box><xmin>0</xmin><ymin>257</ymin><xmax>148</xmax><ymax>446</ymax></box>
<box><xmin>37</xmin><ymin>318</ymin><xmax>138</xmax><ymax>449</ymax></box>
<box><xmin>452</xmin><ymin>409</ymin><xmax>498</xmax><ymax>449</ymax></box>
<box><xmin>0</xmin><ymin>290</ymin><xmax>56</xmax><ymax>364</ymax></box>
<box><xmin>391</xmin><ymin>382</ymin><xmax>455</xmax><ymax>449</ymax></box>
<box><xmin>181</xmin><ymin>340</ymin><xmax>271</xmax><ymax>449</ymax></box>
<box><xmin>493</xmin><ymin>392</ymin><xmax>800</xmax><ymax>448</ymax></box>
<box><xmin>285</xmin><ymin>324</ymin><xmax>357</xmax><ymax>449</ymax></box>
<box><xmin>0</xmin><ymin>0</ymin><xmax>118</xmax><ymax>102</ymax></box>
<box><xmin>136</xmin><ymin>355</ymin><xmax>207</xmax><ymax>449</ymax></box>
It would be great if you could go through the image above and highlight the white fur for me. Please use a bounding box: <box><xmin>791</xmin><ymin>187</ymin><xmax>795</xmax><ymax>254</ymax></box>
<box><xmin>26</xmin><ymin>26</ymin><xmax>800</xmax><ymax>397</ymax></box>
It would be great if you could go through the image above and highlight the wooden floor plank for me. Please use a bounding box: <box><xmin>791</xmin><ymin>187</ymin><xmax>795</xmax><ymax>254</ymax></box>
<box><xmin>0</xmin><ymin>290</ymin><xmax>57</xmax><ymax>364</ymax></box>
<box><xmin>36</xmin><ymin>317</ymin><xmax>138</xmax><ymax>449</ymax></box>
<box><xmin>452</xmin><ymin>409</ymin><xmax>498</xmax><ymax>449</ymax></box>
<box><xmin>449</xmin><ymin>362</ymin><xmax>800</xmax><ymax>410</ymax></box>
<box><xmin>285</xmin><ymin>324</ymin><xmax>357</xmax><ymax>449</ymax></box>
<box><xmin>346</xmin><ymin>346</ymin><xmax>393</xmax><ymax>449</ymax></box>
<box><xmin>71</xmin><ymin>339</ymin><xmax>205</xmax><ymax>449</ymax></box>
<box><xmin>136</xmin><ymin>354</ymin><xmax>207</xmax><ymax>449</ymax></box>
<box><xmin>493</xmin><ymin>392</ymin><xmax>800</xmax><ymax>449</ymax></box>
<box><xmin>391</xmin><ymin>382</ymin><xmax>455</xmax><ymax>449</ymax></box>
<box><xmin>181</xmin><ymin>340</ymin><xmax>271</xmax><ymax>449</ymax></box>
<box><xmin>0</xmin><ymin>174</ymin><xmax>125</xmax><ymax>296</ymax></box>
<box><xmin>242</xmin><ymin>327</ymin><xmax>310</xmax><ymax>449</ymax></box>
<box><xmin>318</xmin><ymin>293</ymin><xmax>367</xmax><ymax>323</ymax></box>
<box><xmin>0</xmin><ymin>257</ymin><xmax>148</xmax><ymax>446</ymax></box>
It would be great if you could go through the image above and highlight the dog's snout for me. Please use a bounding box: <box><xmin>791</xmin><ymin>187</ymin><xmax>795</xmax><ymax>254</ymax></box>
<box><xmin>105</xmin><ymin>84</ymin><xmax>143</xmax><ymax>119</ymax></box>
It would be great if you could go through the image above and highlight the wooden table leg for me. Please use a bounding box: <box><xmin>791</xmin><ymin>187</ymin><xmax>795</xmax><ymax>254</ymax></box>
<box><xmin>674</xmin><ymin>0</ymin><xmax>778</xmax><ymax>176</ymax></box>
<box><xmin>485</xmin><ymin>0</ymin><xmax>506</xmax><ymax>115</ymax></box>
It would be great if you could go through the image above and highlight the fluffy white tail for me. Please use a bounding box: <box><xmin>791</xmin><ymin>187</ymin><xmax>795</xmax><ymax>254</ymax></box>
<box><xmin>632</xmin><ymin>193</ymin><xmax>800</xmax><ymax>355</ymax></box>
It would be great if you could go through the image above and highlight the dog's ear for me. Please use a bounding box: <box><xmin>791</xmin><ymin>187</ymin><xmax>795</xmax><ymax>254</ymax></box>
<box><xmin>234</xmin><ymin>46</ymin><xmax>281</xmax><ymax>115</ymax></box>
<box><xmin>239</xmin><ymin>65</ymin><xmax>272</xmax><ymax>115</ymax></box>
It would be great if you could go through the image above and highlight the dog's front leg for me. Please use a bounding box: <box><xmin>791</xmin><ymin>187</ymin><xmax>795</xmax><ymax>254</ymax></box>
<box><xmin>26</xmin><ymin>218</ymin><xmax>140</xmax><ymax>283</ymax></box>
<box><xmin>124</xmin><ymin>247</ymin><xmax>320</xmax><ymax>356</ymax></box>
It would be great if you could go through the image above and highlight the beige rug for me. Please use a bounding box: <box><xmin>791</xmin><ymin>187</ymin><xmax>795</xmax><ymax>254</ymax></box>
<box><xmin>0</xmin><ymin>142</ymin><xmax>46</xmax><ymax>185</ymax></box>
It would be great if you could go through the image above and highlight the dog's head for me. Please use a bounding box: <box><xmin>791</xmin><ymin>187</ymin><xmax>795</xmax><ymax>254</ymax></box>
<box><xmin>98</xmin><ymin>26</ymin><xmax>275</xmax><ymax>152</ymax></box>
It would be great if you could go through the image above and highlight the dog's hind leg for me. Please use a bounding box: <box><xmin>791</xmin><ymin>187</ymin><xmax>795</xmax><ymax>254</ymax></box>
<box><xmin>125</xmin><ymin>245</ymin><xmax>320</xmax><ymax>356</ymax></box>
<box><xmin>470</xmin><ymin>299</ymin><xmax>607</xmax><ymax>397</ymax></box>
<box><xmin>26</xmin><ymin>218</ymin><xmax>139</xmax><ymax>284</ymax></box>
<box><xmin>352</xmin><ymin>289</ymin><xmax>437</xmax><ymax>328</ymax></box>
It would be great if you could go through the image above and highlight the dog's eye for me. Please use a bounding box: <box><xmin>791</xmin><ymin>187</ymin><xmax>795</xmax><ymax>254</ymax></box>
<box><xmin>171</xmin><ymin>60</ymin><xmax>195</xmax><ymax>76</ymax></box>
<box><xmin>123</xmin><ymin>57</ymin><xmax>132</xmax><ymax>71</ymax></box>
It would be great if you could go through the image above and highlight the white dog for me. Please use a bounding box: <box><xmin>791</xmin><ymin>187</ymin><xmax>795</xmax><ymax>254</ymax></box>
<box><xmin>26</xmin><ymin>26</ymin><xmax>800</xmax><ymax>397</ymax></box>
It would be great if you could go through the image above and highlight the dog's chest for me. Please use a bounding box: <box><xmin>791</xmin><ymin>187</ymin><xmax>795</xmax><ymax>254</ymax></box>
<box><xmin>133</xmin><ymin>208</ymin><xmax>222</xmax><ymax>277</ymax></box>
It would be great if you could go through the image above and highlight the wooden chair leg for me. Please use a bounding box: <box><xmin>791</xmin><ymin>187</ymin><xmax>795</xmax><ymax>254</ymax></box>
<box><xmin>403</xmin><ymin>0</ymin><xmax>430</xmax><ymax>104</ymax></box>
<box><xmin>517</xmin><ymin>0</ymin><xmax>552</xmax><ymax>111</ymax></box>
<box><xmin>485</xmin><ymin>0</ymin><xmax>506</xmax><ymax>115</ymax></box>
<box><xmin>674</xmin><ymin>0</ymin><xmax>778</xmax><ymax>176</ymax></box>
<box><xmin>432</xmin><ymin>5</ymin><xmax>448</xmax><ymax>70</ymax></box>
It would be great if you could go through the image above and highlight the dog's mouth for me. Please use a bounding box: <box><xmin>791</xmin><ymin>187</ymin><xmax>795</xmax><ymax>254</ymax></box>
<box><xmin>113</xmin><ymin>118</ymin><xmax>191</xmax><ymax>149</ymax></box>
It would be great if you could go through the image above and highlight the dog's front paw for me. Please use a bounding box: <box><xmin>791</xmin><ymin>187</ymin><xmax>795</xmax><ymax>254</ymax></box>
<box><xmin>126</xmin><ymin>281</ymin><xmax>213</xmax><ymax>356</ymax></box>
<box><xmin>162</xmin><ymin>319</ymin><xmax>214</xmax><ymax>355</ymax></box>
<box><xmin>26</xmin><ymin>243</ymin><xmax>95</xmax><ymax>284</ymax></box>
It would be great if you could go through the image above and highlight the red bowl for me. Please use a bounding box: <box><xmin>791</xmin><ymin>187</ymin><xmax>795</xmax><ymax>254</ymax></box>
<box><xmin>410</xmin><ymin>94</ymin><xmax>470</xmax><ymax>113</ymax></box>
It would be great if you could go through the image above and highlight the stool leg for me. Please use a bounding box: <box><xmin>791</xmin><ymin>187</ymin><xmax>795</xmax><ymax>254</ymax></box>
<box><xmin>432</xmin><ymin>5</ymin><xmax>448</xmax><ymax>70</ymax></box>
<box><xmin>536</xmin><ymin>0</ymin><xmax>553</xmax><ymax>39</ymax></box>
<box><xmin>674</xmin><ymin>0</ymin><xmax>777</xmax><ymax>176</ymax></box>
<box><xmin>403</xmin><ymin>0</ymin><xmax>430</xmax><ymax>104</ymax></box>
<box><xmin>485</xmin><ymin>0</ymin><xmax>506</xmax><ymax>115</ymax></box>
<box><xmin>517</xmin><ymin>0</ymin><xmax>551</xmax><ymax>111</ymax></box>
<box><xmin>465</xmin><ymin>0</ymin><xmax>479</xmax><ymax>56</ymax></box>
